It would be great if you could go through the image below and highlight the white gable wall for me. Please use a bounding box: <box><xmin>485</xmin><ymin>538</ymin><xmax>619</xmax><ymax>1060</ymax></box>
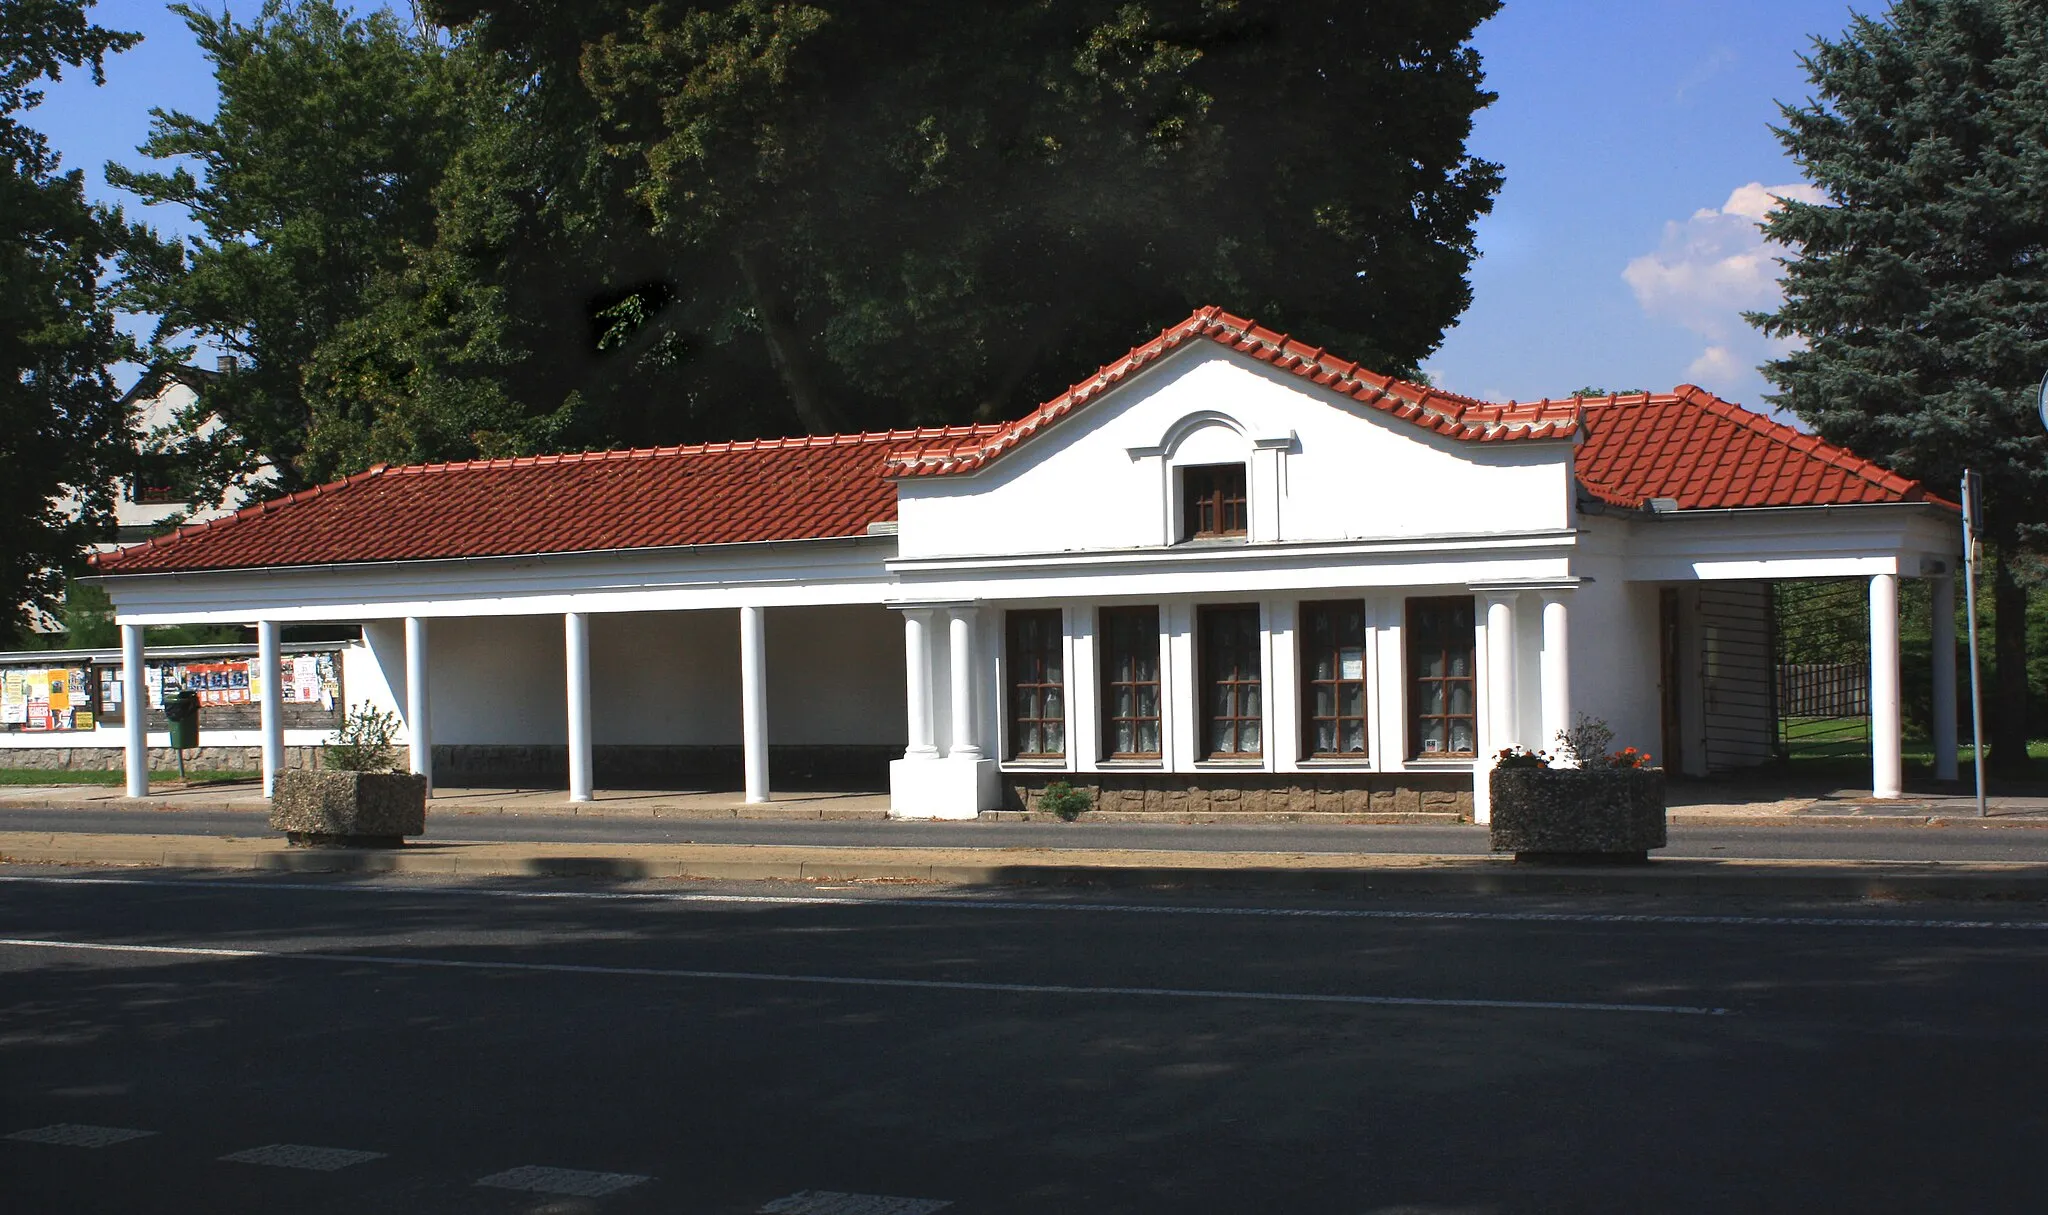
<box><xmin>897</xmin><ymin>344</ymin><xmax>1575</xmax><ymax>561</ymax></box>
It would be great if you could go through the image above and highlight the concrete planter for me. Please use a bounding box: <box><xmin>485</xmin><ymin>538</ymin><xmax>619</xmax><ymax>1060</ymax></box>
<box><xmin>1488</xmin><ymin>767</ymin><xmax>1666</xmax><ymax>863</ymax></box>
<box><xmin>270</xmin><ymin>770</ymin><xmax>427</xmax><ymax>848</ymax></box>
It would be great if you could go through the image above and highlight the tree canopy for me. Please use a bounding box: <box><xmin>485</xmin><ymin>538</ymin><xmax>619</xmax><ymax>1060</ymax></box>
<box><xmin>110</xmin><ymin>0</ymin><xmax>479</xmax><ymax>492</ymax></box>
<box><xmin>0</xmin><ymin>0</ymin><xmax>149</xmax><ymax>644</ymax></box>
<box><xmin>119</xmin><ymin>0</ymin><xmax>1503</xmax><ymax>486</ymax></box>
<box><xmin>1751</xmin><ymin>0</ymin><xmax>2048</xmax><ymax>765</ymax></box>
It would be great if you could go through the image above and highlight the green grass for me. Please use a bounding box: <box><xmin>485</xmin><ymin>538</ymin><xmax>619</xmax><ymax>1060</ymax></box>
<box><xmin>1779</xmin><ymin>716</ymin><xmax>2048</xmax><ymax>765</ymax></box>
<box><xmin>0</xmin><ymin>768</ymin><xmax>252</xmax><ymax>786</ymax></box>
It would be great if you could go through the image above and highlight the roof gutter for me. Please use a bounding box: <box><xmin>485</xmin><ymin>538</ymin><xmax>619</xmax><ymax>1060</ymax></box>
<box><xmin>82</xmin><ymin>530</ymin><xmax>895</xmax><ymax>585</ymax></box>
<box><xmin>1622</xmin><ymin>500</ymin><xmax>1960</xmax><ymax>522</ymax></box>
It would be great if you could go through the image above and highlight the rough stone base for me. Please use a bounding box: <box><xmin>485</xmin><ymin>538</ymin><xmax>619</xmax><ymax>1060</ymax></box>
<box><xmin>1002</xmin><ymin>772</ymin><xmax>1473</xmax><ymax>820</ymax></box>
<box><xmin>0</xmin><ymin>745</ymin><xmax>324</xmax><ymax>772</ymax></box>
<box><xmin>431</xmin><ymin>744</ymin><xmax>896</xmax><ymax>789</ymax></box>
<box><xmin>1488</xmin><ymin>767</ymin><xmax>1667</xmax><ymax>858</ymax></box>
<box><xmin>270</xmin><ymin>771</ymin><xmax>427</xmax><ymax>841</ymax></box>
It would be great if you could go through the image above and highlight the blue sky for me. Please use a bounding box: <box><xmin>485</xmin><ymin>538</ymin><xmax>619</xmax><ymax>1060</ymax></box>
<box><xmin>32</xmin><ymin>0</ymin><xmax>1871</xmax><ymax>408</ymax></box>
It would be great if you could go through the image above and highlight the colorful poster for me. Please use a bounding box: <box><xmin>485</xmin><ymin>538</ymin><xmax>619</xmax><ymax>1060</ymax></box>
<box><xmin>1</xmin><ymin>670</ymin><xmax>24</xmax><ymax>725</ymax></box>
<box><xmin>315</xmin><ymin>654</ymin><xmax>338</xmax><ymax>710</ymax></box>
<box><xmin>186</xmin><ymin>661</ymin><xmax>253</xmax><ymax>706</ymax></box>
<box><xmin>47</xmin><ymin>669</ymin><xmax>70</xmax><ymax>713</ymax></box>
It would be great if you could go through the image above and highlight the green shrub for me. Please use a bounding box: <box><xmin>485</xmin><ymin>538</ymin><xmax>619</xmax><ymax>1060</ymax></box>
<box><xmin>324</xmin><ymin>703</ymin><xmax>403</xmax><ymax>772</ymax></box>
<box><xmin>1035</xmin><ymin>780</ymin><xmax>1092</xmax><ymax>822</ymax></box>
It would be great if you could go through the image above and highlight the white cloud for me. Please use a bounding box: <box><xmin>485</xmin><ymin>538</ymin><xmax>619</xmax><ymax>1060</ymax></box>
<box><xmin>1621</xmin><ymin>182</ymin><xmax>1822</xmax><ymax>393</ymax></box>
<box><xmin>1686</xmin><ymin>345</ymin><xmax>1746</xmax><ymax>385</ymax></box>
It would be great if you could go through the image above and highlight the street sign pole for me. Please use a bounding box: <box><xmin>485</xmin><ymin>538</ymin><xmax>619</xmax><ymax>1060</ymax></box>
<box><xmin>1961</xmin><ymin>469</ymin><xmax>1987</xmax><ymax>818</ymax></box>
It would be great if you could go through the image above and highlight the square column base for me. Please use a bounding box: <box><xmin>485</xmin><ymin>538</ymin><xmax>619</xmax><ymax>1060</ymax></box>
<box><xmin>889</xmin><ymin>756</ymin><xmax>999</xmax><ymax>820</ymax></box>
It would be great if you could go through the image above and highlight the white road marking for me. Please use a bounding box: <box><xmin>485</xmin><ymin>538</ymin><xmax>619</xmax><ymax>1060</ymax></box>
<box><xmin>219</xmin><ymin>1143</ymin><xmax>385</xmax><ymax>1170</ymax></box>
<box><xmin>2</xmin><ymin>871</ymin><xmax>2044</xmax><ymax>933</ymax></box>
<box><xmin>475</xmin><ymin>1165</ymin><xmax>650</xmax><ymax>1197</ymax></box>
<box><xmin>0</xmin><ymin>936</ymin><xmax>1728</xmax><ymax>1016</ymax></box>
<box><xmin>4</xmin><ymin>1124</ymin><xmax>156</xmax><ymax>1148</ymax></box>
<box><xmin>760</xmin><ymin>1190</ymin><xmax>952</xmax><ymax>1214</ymax></box>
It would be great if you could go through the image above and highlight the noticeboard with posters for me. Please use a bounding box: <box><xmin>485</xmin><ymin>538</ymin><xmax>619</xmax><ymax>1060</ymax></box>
<box><xmin>4</xmin><ymin>651</ymin><xmax>348</xmax><ymax>731</ymax></box>
<box><xmin>0</xmin><ymin>665</ymin><xmax>97</xmax><ymax>732</ymax></box>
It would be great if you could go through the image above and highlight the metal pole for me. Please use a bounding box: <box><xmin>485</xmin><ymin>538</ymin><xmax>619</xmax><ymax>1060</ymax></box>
<box><xmin>1962</xmin><ymin>470</ymin><xmax>1988</xmax><ymax>817</ymax></box>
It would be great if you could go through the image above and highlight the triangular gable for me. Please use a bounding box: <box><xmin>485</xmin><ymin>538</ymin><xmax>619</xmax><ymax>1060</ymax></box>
<box><xmin>881</xmin><ymin>306</ymin><xmax>1585</xmax><ymax>478</ymax></box>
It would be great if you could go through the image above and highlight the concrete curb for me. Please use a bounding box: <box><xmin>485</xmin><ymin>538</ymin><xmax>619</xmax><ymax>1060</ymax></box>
<box><xmin>9</xmin><ymin>792</ymin><xmax>2048</xmax><ymax>830</ymax></box>
<box><xmin>5</xmin><ymin>831</ymin><xmax>2047</xmax><ymax>900</ymax></box>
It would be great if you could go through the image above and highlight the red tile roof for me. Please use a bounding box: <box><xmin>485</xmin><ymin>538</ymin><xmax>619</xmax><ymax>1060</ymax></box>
<box><xmin>90</xmin><ymin>428</ymin><xmax>1001</xmax><ymax>575</ymax></box>
<box><xmin>91</xmin><ymin>321</ymin><xmax>1947</xmax><ymax>578</ymax></box>
<box><xmin>881</xmin><ymin>306</ymin><xmax>1583</xmax><ymax>477</ymax></box>
<box><xmin>1574</xmin><ymin>385</ymin><xmax>1944</xmax><ymax>510</ymax></box>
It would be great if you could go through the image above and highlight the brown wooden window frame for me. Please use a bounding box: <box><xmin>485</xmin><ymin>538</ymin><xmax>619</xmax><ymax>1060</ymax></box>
<box><xmin>1407</xmin><ymin>596</ymin><xmax>1478</xmax><ymax>759</ymax></box>
<box><xmin>1181</xmin><ymin>463</ymin><xmax>1248</xmax><ymax>541</ymax></box>
<box><xmin>1198</xmin><ymin>603</ymin><xmax>1264</xmax><ymax>760</ymax></box>
<box><xmin>1299</xmin><ymin>600</ymin><xmax>1369</xmax><ymax>760</ymax></box>
<box><xmin>1099</xmin><ymin>606</ymin><xmax>1163</xmax><ymax>761</ymax></box>
<box><xmin>1005</xmin><ymin>609</ymin><xmax>1066</xmax><ymax>760</ymax></box>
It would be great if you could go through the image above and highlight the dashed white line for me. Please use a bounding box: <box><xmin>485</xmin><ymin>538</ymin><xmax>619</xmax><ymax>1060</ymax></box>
<box><xmin>475</xmin><ymin>1165</ymin><xmax>650</xmax><ymax>1197</ymax></box>
<box><xmin>760</xmin><ymin>1191</ymin><xmax>952</xmax><ymax>1214</ymax></box>
<box><xmin>219</xmin><ymin>1143</ymin><xmax>386</xmax><ymax>1171</ymax></box>
<box><xmin>0</xmin><ymin>935</ymin><xmax>1728</xmax><ymax>1016</ymax></box>
<box><xmin>1</xmin><ymin>871</ymin><xmax>2043</xmax><ymax>933</ymax></box>
<box><xmin>4</xmin><ymin>1124</ymin><xmax>156</xmax><ymax>1148</ymax></box>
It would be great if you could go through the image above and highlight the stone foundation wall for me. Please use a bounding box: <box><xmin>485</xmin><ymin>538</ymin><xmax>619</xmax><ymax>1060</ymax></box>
<box><xmin>0</xmin><ymin>745</ymin><xmax>325</xmax><ymax>772</ymax></box>
<box><xmin>1004</xmin><ymin>771</ymin><xmax>1473</xmax><ymax>818</ymax></box>
<box><xmin>431</xmin><ymin>744</ymin><xmax>897</xmax><ymax>789</ymax></box>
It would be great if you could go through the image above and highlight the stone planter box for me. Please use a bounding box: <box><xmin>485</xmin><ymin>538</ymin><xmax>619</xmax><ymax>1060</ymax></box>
<box><xmin>1488</xmin><ymin>767</ymin><xmax>1666</xmax><ymax>863</ymax></box>
<box><xmin>270</xmin><ymin>770</ymin><xmax>427</xmax><ymax>848</ymax></box>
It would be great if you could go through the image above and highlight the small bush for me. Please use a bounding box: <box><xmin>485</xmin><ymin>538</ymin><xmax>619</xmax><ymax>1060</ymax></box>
<box><xmin>324</xmin><ymin>703</ymin><xmax>403</xmax><ymax>772</ymax></box>
<box><xmin>1494</xmin><ymin>746</ymin><xmax>1550</xmax><ymax>769</ymax></box>
<box><xmin>1036</xmin><ymin>780</ymin><xmax>1093</xmax><ymax>821</ymax></box>
<box><xmin>1554</xmin><ymin>713</ymin><xmax>1616</xmax><ymax>768</ymax></box>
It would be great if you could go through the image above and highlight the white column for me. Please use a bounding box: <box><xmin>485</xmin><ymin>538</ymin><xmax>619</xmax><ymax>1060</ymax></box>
<box><xmin>405</xmin><ymin>615</ymin><xmax>433</xmax><ymax>796</ymax></box>
<box><xmin>946</xmin><ymin>606</ymin><xmax>982</xmax><ymax>759</ymax></box>
<box><xmin>258</xmin><ymin>620</ymin><xmax>284</xmax><ymax>797</ymax></box>
<box><xmin>740</xmin><ymin>605</ymin><xmax>769</xmax><ymax>803</ymax></box>
<box><xmin>1930</xmin><ymin>574</ymin><xmax>1958</xmax><ymax>782</ymax></box>
<box><xmin>1870</xmin><ymin>573</ymin><xmax>1903</xmax><ymax>799</ymax></box>
<box><xmin>1485</xmin><ymin>593</ymin><xmax>1519</xmax><ymax>750</ymax></box>
<box><xmin>122</xmin><ymin>622</ymin><xmax>147</xmax><ymax>798</ymax></box>
<box><xmin>565</xmin><ymin>611</ymin><xmax>593</xmax><ymax>802</ymax></box>
<box><xmin>1539</xmin><ymin>592</ymin><xmax>1572</xmax><ymax>760</ymax></box>
<box><xmin>902</xmin><ymin>609</ymin><xmax>939</xmax><ymax>759</ymax></box>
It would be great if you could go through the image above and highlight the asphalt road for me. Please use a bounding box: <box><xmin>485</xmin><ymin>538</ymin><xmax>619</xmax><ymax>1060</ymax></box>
<box><xmin>3</xmin><ymin>868</ymin><xmax>2045</xmax><ymax>1212</ymax></box>
<box><xmin>5</xmin><ymin>805</ymin><xmax>2048</xmax><ymax>862</ymax></box>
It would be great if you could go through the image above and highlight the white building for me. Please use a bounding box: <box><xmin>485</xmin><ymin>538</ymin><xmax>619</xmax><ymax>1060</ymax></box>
<box><xmin>82</xmin><ymin>307</ymin><xmax>1961</xmax><ymax>818</ymax></box>
<box><xmin>108</xmin><ymin>360</ymin><xmax>274</xmax><ymax>545</ymax></box>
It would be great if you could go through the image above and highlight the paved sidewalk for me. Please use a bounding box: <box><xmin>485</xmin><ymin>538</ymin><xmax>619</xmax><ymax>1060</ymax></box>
<box><xmin>6</xmin><ymin>778</ymin><xmax>2048</xmax><ymax>826</ymax></box>
<box><xmin>4</xmin><ymin>829</ymin><xmax>2047</xmax><ymax>899</ymax></box>
<box><xmin>0</xmin><ymin>781</ymin><xmax>896</xmax><ymax>819</ymax></box>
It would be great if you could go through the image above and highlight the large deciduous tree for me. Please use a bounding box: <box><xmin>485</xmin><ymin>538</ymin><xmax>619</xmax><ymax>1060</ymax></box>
<box><xmin>1750</xmin><ymin>0</ymin><xmax>2048</xmax><ymax>769</ymax></box>
<box><xmin>110</xmin><ymin>0</ymin><xmax>478</xmax><ymax>491</ymax></box>
<box><xmin>435</xmin><ymin>0</ymin><xmax>1505</xmax><ymax>436</ymax></box>
<box><xmin>0</xmin><ymin>0</ymin><xmax>146</xmax><ymax>644</ymax></box>
<box><xmin>122</xmin><ymin>1</ymin><xmax>1503</xmax><ymax>479</ymax></box>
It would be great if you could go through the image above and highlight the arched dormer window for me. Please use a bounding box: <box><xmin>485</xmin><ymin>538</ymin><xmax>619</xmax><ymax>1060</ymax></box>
<box><xmin>1159</xmin><ymin>411</ymin><xmax>1250</xmax><ymax>544</ymax></box>
<box><xmin>1181</xmin><ymin>464</ymin><xmax>1247</xmax><ymax>539</ymax></box>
